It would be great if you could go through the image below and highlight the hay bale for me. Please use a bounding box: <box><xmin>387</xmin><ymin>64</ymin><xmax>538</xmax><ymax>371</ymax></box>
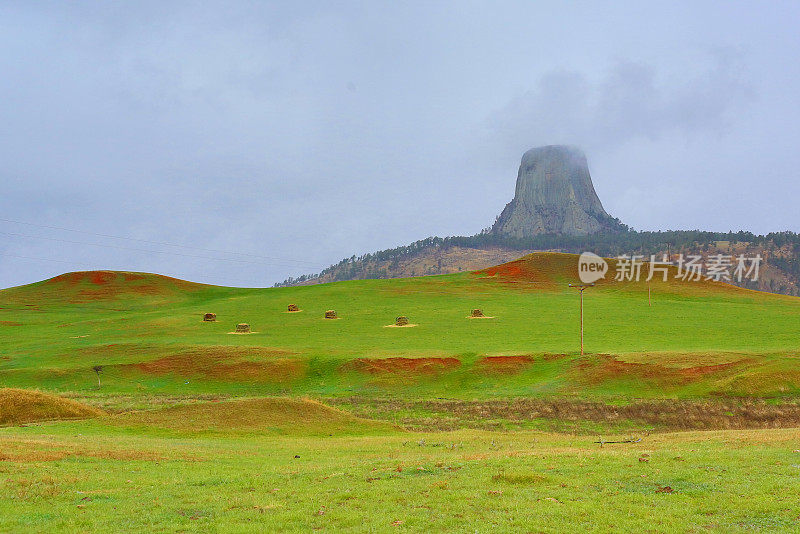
<box><xmin>324</xmin><ymin>310</ymin><xmax>337</xmax><ymax>319</ymax></box>
<box><xmin>287</xmin><ymin>304</ymin><xmax>299</xmax><ymax>312</ymax></box>
<box><xmin>395</xmin><ymin>316</ymin><xmax>409</xmax><ymax>326</ymax></box>
<box><xmin>235</xmin><ymin>323</ymin><xmax>250</xmax><ymax>333</ymax></box>
<box><xmin>470</xmin><ymin>309</ymin><xmax>485</xmax><ymax>318</ymax></box>
<box><xmin>203</xmin><ymin>313</ymin><xmax>217</xmax><ymax>322</ymax></box>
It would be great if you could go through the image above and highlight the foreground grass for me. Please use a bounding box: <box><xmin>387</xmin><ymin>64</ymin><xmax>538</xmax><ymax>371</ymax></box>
<box><xmin>1</xmin><ymin>420</ymin><xmax>799</xmax><ymax>532</ymax></box>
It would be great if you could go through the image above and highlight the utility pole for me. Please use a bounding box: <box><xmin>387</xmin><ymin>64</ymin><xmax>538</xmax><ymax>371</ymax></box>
<box><xmin>568</xmin><ymin>283</ymin><xmax>594</xmax><ymax>356</ymax></box>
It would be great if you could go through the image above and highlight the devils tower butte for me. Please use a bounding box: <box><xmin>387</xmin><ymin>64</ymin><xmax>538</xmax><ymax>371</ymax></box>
<box><xmin>492</xmin><ymin>145</ymin><xmax>618</xmax><ymax>237</ymax></box>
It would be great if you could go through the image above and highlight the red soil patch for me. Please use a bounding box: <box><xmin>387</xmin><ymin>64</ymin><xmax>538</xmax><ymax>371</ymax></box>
<box><xmin>575</xmin><ymin>354</ymin><xmax>747</xmax><ymax>386</ymax></box>
<box><xmin>46</xmin><ymin>271</ymin><xmax>92</xmax><ymax>287</ymax></box>
<box><xmin>90</xmin><ymin>271</ymin><xmax>117</xmax><ymax>285</ymax></box>
<box><xmin>476</xmin><ymin>355</ymin><xmax>535</xmax><ymax>374</ymax></box>
<box><xmin>473</xmin><ymin>253</ymin><xmax>573</xmax><ymax>288</ymax></box>
<box><xmin>124</xmin><ymin>348</ymin><xmax>304</xmax><ymax>383</ymax></box>
<box><xmin>41</xmin><ymin>271</ymin><xmax>209</xmax><ymax>302</ymax></box>
<box><xmin>481</xmin><ymin>262</ymin><xmax>528</xmax><ymax>279</ymax></box>
<box><xmin>679</xmin><ymin>361</ymin><xmax>746</xmax><ymax>380</ymax></box>
<box><xmin>0</xmin><ymin>321</ymin><xmax>22</xmax><ymax>326</ymax></box>
<box><xmin>342</xmin><ymin>357</ymin><xmax>461</xmax><ymax>375</ymax></box>
<box><xmin>478</xmin><ymin>259</ymin><xmax>548</xmax><ymax>284</ymax></box>
<box><xmin>76</xmin><ymin>284</ymin><xmax>168</xmax><ymax>300</ymax></box>
<box><xmin>474</xmin><ymin>252</ymin><xmax>750</xmax><ymax>297</ymax></box>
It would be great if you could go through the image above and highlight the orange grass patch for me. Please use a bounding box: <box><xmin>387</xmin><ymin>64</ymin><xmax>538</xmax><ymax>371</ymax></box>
<box><xmin>111</xmin><ymin>397</ymin><xmax>396</xmax><ymax>434</ymax></box>
<box><xmin>476</xmin><ymin>355</ymin><xmax>535</xmax><ymax>374</ymax></box>
<box><xmin>574</xmin><ymin>354</ymin><xmax>748</xmax><ymax>386</ymax></box>
<box><xmin>474</xmin><ymin>252</ymin><xmax>755</xmax><ymax>297</ymax></box>
<box><xmin>723</xmin><ymin>369</ymin><xmax>800</xmax><ymax>395</ymax></box>
<box><xmin>342</xmin><ymin>357</ymin><xmax>461</xmax><ymax>375</ymax></box>
<box><xmin>40</xmin><ymin>270</ymin><xmax>209</xmax><ymax>302</ymax></box>
<box><xmin>118</xmin><ymin>347</ymin><xmax>305</xmax><ymax>383</ymax></box>
<box><xmin>0</xmin><ymin>437</ymin><xmax>195</xmax><ymax>463</ymax></box>
<box><xmin>476</xmin><ymin>256</ymin><xmax>557</xmax><ymax>287</ymax></box>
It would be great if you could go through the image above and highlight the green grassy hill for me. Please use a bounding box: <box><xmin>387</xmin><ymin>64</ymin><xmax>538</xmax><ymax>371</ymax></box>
<box><xmin>2</xmin><ymin>253</ymin><xmax>800</xmax><ymax>400</ymax></box>
<box><xmin>3</xmin><ymin>254</ymin><xmax>800</xmax><ymax>532</ymax></box>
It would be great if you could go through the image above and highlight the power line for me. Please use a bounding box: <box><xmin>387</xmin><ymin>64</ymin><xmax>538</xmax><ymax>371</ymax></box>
<box><xmin>0</xmin><ymin>252</ymin><xmax>83</xmax><ymax>265</ymax></box>
<box><xmin>0</xmin><ymin>229</ymin><xmax>325</xmax><ymax>270</ymax></box>
<box><xmin>0</xmin><ymin>217</ymin><xmax>324</xmax><ymax>268</ymax></box>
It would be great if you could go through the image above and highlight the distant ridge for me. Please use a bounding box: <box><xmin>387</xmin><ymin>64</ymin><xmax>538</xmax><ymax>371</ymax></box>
<box><xmin>276</xmin><ymin>146</ymin><xmax>800</xmax><ymax>296</ymax></box>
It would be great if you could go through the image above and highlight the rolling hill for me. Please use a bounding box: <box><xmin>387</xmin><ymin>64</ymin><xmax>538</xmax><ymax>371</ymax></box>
<box><xmin>2</xmin><ymin>252</ymin><xmax>800</xmax><ymax>402</ymax></box>
<box><xmin>3</xmin><ymin>253</ymin><xmax>800</xmax><ymax>533</ymax></box>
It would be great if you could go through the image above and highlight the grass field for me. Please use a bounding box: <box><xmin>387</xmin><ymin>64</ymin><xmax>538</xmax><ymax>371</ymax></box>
<box><xmin>2</xmin><ymin>253</ymin><xmax>800</xmax><ymax>400</ymax></box>
<box><xmin>2</xmin><ymin>253</ymin><xmax>800</xmax><ymax>532</ymax></box>
<box><xmin>1</xmin><ymin>416</ymin><xmax>799</xmax><ymax>532</ymax></box>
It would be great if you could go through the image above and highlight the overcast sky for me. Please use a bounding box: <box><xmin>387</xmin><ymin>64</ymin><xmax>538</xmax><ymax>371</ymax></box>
<box><xmin>2</xmin><ymin>1</ymin><xmax>799</xmax><ymax>288</ymax></box>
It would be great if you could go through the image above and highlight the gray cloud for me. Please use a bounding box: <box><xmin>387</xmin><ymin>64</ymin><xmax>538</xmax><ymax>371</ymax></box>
<box><xmin>490</xmin><ymin>54</ymin><xmax>754</xmax><ymax>156</ymax></box>
<box><xmin>0</xmin><ymin>2</ymin><xmax>799</xmax><ymax>289</ymax></box>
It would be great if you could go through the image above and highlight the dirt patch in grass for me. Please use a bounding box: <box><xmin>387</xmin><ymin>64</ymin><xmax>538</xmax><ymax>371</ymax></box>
<box><xmin>41</xmin><ymin>270</ymin><xmax>208</xmax><ymax>302</ymax></box>
<box><xmin>574</xmin><ymin>354</ymin><xmax>748</xmax><ymax>386</ymax></box>
<box><xmin>46</xmin><ymin>271</ymin><xmax>110</xmax><ymax>286</ymax></box>
<box><xmin>0</xmin><ymin>388</ymin><xmax>105</xmax><ymax>426</ymax></box>
<box><xmin>341</xmin><ymin>357</ymin><xmax>461</xmax><ymax>375</ymax></box>
<box><xmin>476</xmin><ymin>355</ymin><xmax>535</xmax><ymax>374</ymax></box>
<box><xmin>0</xmin><ymin>321</ymin><xmax>22</xmax><ymax>326</ymax></box>
<box><xmin>475</xmin><ymin>255</ymin><xmax>558</xmax><ymax>288</ymax></box>
<box><xmin>679</xmin><ymin>361</ymin><xmax>745</xmax><ymax>380</ymax></box>
<box><xmin>473</xmin><ymin>252</ymin><xmax>751</xmax><ymax>296</ymax></box>
<box><xmin>124</xmin><ymin>349</ymin><xmax>305</xmax><ymax>383</ymax></box>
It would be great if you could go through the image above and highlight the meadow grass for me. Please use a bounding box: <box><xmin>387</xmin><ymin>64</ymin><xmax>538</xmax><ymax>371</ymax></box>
<box><xmin>0</xmin><ymin>420</ymin><xmax>798</xmax><ymax>532</ymax></box>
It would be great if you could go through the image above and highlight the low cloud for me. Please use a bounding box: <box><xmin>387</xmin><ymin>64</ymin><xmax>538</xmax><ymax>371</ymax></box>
<box><xmin>489</xmin><ymin>53</ymin><xmax>755</xmax><ymax>155</ymax></box>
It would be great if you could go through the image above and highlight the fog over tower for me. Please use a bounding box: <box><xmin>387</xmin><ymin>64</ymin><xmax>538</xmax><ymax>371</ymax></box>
<box><xmin>492</xmin><ymin>145</ymin><xmax>619</xmax><ymax>237</ymax></box>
